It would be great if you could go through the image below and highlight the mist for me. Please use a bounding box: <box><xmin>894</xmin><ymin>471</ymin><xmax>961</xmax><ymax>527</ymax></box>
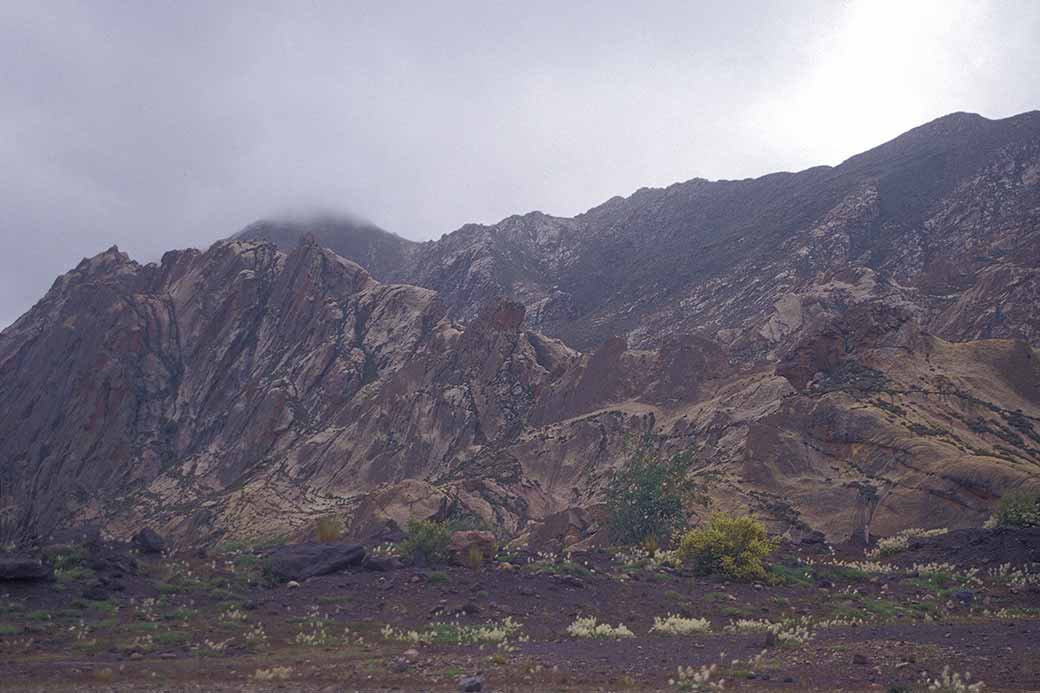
<box><xmin>2</xmin><ymin>0</ymin><xmax>1039</xmax><ymax>326</ymax></box>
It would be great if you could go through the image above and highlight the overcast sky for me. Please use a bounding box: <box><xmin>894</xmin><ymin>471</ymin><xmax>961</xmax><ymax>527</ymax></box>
<box><xmin>2</xmin><ymin>1</ymin><xmax>1039</xmax><ymax>327</ymax></box>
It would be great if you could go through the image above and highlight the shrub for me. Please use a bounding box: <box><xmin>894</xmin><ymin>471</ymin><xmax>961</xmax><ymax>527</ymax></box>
<box><xmin>565</xmin><ymin>615</ymin><xmax>634</xmax><ymax>639</ymax></box>
<box><xmin>868</xmin><ymin>527</ymin><xmax>948</xmax><ymax>558</ymax></box>
<box><xmin>399</xmin><ymin>520</ymin><xmax>452</xmax><ymax>565</ymax></box>
<box><xmin>650</xmin><ymin>614</ymin><xmax>711</xmax><ymax>635</ymax></box>
<box><xmin>676</xmin><ymin>513</ymin><xmax>776</xmax><ymax>582</ymax></box>
<box><xmin>988</xmin><ymin>491</ymin><xmax>1040</xmax><ymax>529</ymax></box>
<box><xmin>462</xmin><ymin>545</ymin><xmax>484</xmax><ymax>570</ymax></box>
<box><xmin>605</xmin><ymin>443</ymin><xmax>697</xmax><ymax>546</ymax></box>
<box><xmin>314</xmin><ymin>516</ymin><xmax>343</xmax><ymax>542</ymax></box>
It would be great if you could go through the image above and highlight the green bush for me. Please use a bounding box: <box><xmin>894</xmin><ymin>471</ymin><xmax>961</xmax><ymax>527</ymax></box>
<box><xmin>676</xmin><ymin>513</ymin><xmax>777</xmax><ymax>582</ymax></box>
<box><xmin>991</xmin><ymin>491</ymin><xmax>1040</xmax><ymax>528</ymax></box>
<box><xmin>605</xmin><ymin>444</ymin><xmax>696</xmax><ymax>546</ymax></box>
<box><xmin>399</xmin><ymin>520</ymin><xmax>452</xmax><ymax>565</ymax></box>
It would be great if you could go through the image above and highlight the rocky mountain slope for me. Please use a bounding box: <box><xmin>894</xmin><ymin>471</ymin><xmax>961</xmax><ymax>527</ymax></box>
<box><xmin>2</xmin><ymin>111</ymin><xmax>1039</xmax><ymax>548</ymax></box>
<box><xmin>232</xmin><ymin>214</ymin><xmax>418</xmax><ymax>283</ymax></box>
<box><xmin>244</xmin><ymin>111</ymin><xmax>1040</xmax><ymax>358</ymax></box>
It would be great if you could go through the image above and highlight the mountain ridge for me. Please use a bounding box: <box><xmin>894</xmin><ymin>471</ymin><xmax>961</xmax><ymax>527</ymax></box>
<box><xmin>2</xmin><ymin>110</ymin><xmax>1039</xmax><ymax>548</ymax></box>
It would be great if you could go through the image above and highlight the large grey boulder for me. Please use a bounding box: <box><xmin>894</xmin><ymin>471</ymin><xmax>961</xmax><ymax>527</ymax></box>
<box><xmin>266</xmin><ymin>543</ymin><xmax>366</xmax><ymax>582</ymax></box>
<box><xmin>0</xmin><ymin>557</ymin><xmax>53</xmax><ymax>582</ymax></box>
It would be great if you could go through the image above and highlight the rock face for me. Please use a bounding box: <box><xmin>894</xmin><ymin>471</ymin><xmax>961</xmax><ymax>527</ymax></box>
<box><xmin>1</xmin><ymin>111</ymin><xmax>1040</xmax><ymax>547</ymax></box>
<box><xmin>243</xmin><ymin>112</ymin><xmax>1040</xmax><ymax>358</ymax></box>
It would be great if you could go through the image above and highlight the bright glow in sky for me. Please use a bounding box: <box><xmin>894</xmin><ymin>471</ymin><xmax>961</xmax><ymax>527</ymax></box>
<box><xmin>0</xmin><ymin>0</ymin><xmax>1038</xmax><ymax>325</ymax></box>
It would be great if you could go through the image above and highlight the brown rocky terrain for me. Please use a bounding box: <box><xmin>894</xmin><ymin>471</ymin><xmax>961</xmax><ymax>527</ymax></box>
<box><xmin>1</xmin><ymin>111</ymin><xmax>1040</xmax><ymax>550</ymax></box>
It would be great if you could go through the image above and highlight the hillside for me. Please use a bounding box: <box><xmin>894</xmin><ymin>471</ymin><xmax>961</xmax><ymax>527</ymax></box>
<box><xmin>1</xmin><ymin>111</ymin><xmax>1040</xmax><ymax>549</ymax></box>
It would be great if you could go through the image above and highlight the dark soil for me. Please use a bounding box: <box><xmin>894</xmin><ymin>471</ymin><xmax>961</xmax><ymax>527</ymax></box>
<box><xmin>0</xmin><ymin>532</ymin><xmax>1038</xmax><ymax>691</ymax></box>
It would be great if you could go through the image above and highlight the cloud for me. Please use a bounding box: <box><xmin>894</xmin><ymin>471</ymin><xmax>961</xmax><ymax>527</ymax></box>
<box><xmin>1</xmin><ymin>1</ymin><xmax>1038</xmax><ymax>325</ymax></box>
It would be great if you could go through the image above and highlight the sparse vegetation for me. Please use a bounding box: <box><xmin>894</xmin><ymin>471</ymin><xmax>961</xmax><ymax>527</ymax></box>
<box><xmin>677</xmin><ymin>513</ymin><xmax>776</xmax><ymax>581</ymax></box>
<box><xmin>671</xmin><ymin>663</ymin><xmax>725</xmax><ymax>691</ymax></box>
<box><xmin>462</xmin><ymin>544</ymin><xmax>485</xmax><ymax>570</ymax></box>
<box><xmin>399</xmin><ymin>520</ymin><xmax>452</xmax><ymax>565</ymax></box>
<box><xmin>314</xmin><ymin>516</ymin><xmax>343</xmax><ymax>542</ymax></box>
<box><xmin>868</xmin><ymin>527</ymin><xmax>949</xmax><ymax>557</ymax></box>
<box><xmin>987</xmin><ymin>491</ymin><xmax>1040</xmax><ymax>528</ymax></box>
<box><xmin>381</xmin><ymin>617</ymin><xmax>525</xmax><ymax>646</ymax></box>
<box><xmin>650</xmin><ymin>614</ymin><xmax>711</xmax><ymax>635</ymax></box>
<box><xmin>922</xmin><ymin>665</ymin><xmax>985</xmax><ymax>692</ymax></box>
<box><xmin>254</xmin><ymin>666</ymin><xmax>293</xmax><ymax>681</ymax></box>
<box><xmin>565</xmin><ymin>615</ymin><xmax>634</xmax><ymax>639</ymax></box>
<box><xmin>604</xmin><ymin>442</ymin><xmax>697</xmax><ymax>546</ymax></box>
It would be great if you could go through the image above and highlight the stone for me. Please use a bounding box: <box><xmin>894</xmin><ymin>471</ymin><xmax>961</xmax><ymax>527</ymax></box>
<box><xmin>0</xmin><ymin>557</ymin><xmax>53</xmax><ymax>582</ymax></box>
<box><xmin>266</xmin><ymin>543</ymin><xmax>366</xmax><ymax>582</ymax></box>
<box><xmin>457</xmin><ymin>674</ymin><xmax>484</xmax><ymax>692</ymax></box>
<box><xmin>363</xmin><ymin>555</ymin><xmax>404</xmax><ymax>572</ymax></box>
<box><xmin>449</xmin><ymin>531</ymin><xmax>497</xmax><ymax>565</ymax></box>
<box><xmin>131</xmin><ymin>528</ymin><xmax>166</xmax><ymax>554</ymax></box>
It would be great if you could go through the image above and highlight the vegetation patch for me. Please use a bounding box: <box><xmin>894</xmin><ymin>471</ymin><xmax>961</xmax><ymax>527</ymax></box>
<box><xmin>399</xmin><ymin>520</ymin><xmax>452</xmax><ymax>565</ymax></box>
<box><xmin>677</xmin><ymin>513</ymin><xmax>776</xmax><ymax>582</ymax></box>
<box><xmin>650</xmin><ymin>614</ymin><xmax>711</xmax><ymax>635</ymax></box>
<box><xmin>566</xmin><ymin>616</ymin><xmax>634</xmax><ymax>639</ymax></box>
<box><xmin>986</xmin><ymin>491</ymin><xmax>1040</xmax><ymax>529</ymax></box>
<box><xmin>605</xmin><ymin>443</ymin><xmax>696</xmax><ymax>546</ymax></box>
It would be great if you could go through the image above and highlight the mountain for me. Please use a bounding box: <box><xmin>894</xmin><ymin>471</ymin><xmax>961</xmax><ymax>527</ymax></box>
<box><xmin>232</xmin><ymin>214</ymin><xmax>419</xmax><ymax>282</ymax></box>
<box><xmin>247</xmin><ymin>112</ymin><xmax>1040</xmax><ymax>359</ymax></box>
<box><xmin>2</xmin><ymin>111</ymin><xmax>1039</xmax><ymax>548</ymax></box>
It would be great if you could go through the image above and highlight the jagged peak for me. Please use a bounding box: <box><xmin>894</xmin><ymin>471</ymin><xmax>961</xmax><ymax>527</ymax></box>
<box><xmin>73</xmin><ymin>245</ymin><xmax>135</xmax><ymax>275</ymax></box>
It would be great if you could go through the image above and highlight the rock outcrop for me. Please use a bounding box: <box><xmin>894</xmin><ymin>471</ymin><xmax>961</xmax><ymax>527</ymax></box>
<box><xmin>2</xmin><ymin>111</ymin><xmax>1040</xmax><ymax>547</ymax></box>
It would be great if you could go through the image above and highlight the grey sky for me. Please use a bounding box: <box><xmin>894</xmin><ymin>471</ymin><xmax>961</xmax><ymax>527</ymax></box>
<box><xmin>2</xmin><ymin>1</ymin><xmax>1039</xmax><ymax>327</ymax></box>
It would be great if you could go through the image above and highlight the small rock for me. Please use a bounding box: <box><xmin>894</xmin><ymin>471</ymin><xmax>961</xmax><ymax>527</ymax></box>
<box><xmin>762</xmin><ymin>631</ymin><xmax>778</xmax><ymax>649</ymax></box>
<box><xmin>131</xmin><ymin>528</ymin><xmax>166</xmax><ymax>555</ymax></box>
<box><xmin>403</xmin><ymin>648</ymin><xmax>420</xmax><ymax>659</ymax></box>
<box><xmin>953</xmin><ymin>589</ymin><xmax>975</xmax><ymax>604</ymax></box>
<box><xmin>558</xmin><ymin>575</ymin><xmax>584</xmax><ymax>589</ymax></box>
<box><xmin>456</xmin><ymin>601</ymin><xmax>481</xmax><ymax>615</ymax></box>
<box><xmin>389</xmin><ymin>657</ymin><xmax>410</xmax><ymax>673</ymax></box>
<box><xmin>853</xmin><ymin>653</ymin><xmax>869</xmax><ymax>666</ymax></box>
<box><xmin>82</xmin><ymin>584</ymin><xmax>109</xmax><ymax>601</ymax></box>
<box><xmin>287</xmin><ymin>580</ymin><xmax>301</xmax><ymax>589</ymax></box>
<box><xmin>458</xmin><ymin>674</ymin><xmax>484</xmax><ymax>692</ymax></box>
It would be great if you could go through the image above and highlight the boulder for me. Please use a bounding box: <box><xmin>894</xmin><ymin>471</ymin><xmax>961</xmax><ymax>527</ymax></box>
<box><xmin>350</xmin><ymin>479</ymin><xmax>449</xmax><ymax>543</ymax></box>
<box><xmin>449</xmin><ymin>530</ymin><xmax>497</xmax><ymax>564</ymax></box>
<box><xmin>363</xmin><ymin>554</ymin><xmax>404</xmax><ymax>572</ymax></box>
<box><xmin>131</xmin><ymin>527</ymin><xmax>165</xmax><ymax>554</ymax></box>
<box><xmin>457</xmin><ymin>674</ymin><xmax>484</xmax><ymax>692</ymax></box>
<box><xmin>0</xmin><ymin>557</ymin><xmax>53</xmax><ymax>582</ymax></box>
<box><xmin>526</xmin><ymin>506</ymin><xmax>606</xmax><ymax>554</ymax></box>
<box><xmin>266</xmin><ymin>543</ymin><xmax>366</xmax><ymax>582</ymax></box>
